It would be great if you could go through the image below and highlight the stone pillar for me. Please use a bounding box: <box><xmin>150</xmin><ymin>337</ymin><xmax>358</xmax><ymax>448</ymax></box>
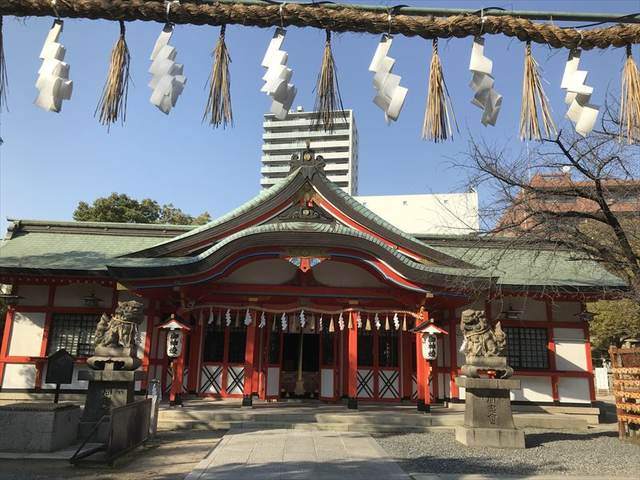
<box><xmin>347</xmin><ymin>313</ymin><xmax>358</xmax><ymax>409</ymax></box>
<box><xmin>454</xmin><ymin>377</ymin><xmax>525</xmax><ymax>449</ymax></box>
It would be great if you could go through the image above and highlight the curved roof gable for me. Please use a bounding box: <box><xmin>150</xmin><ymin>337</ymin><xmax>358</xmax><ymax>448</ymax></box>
<box><xmin>125</xmin><ymin>147</ymin><xmax>470</xmax><ymax>269</ymax></box>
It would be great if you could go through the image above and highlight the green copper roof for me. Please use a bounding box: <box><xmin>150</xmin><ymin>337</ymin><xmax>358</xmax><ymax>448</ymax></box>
<box><xmin>431</xmin><ymin>245</ymin><xmax>625</xmax><ymax>288</ymax></box>
<box><xmin>0</xmin><ymin>231</ymin><xmax>166</xmax><ymax>271</ymax></box>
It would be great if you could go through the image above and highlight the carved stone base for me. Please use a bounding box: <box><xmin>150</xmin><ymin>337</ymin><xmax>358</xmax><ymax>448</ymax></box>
<box><xmin>87</xmin><ymin>347</ymin><xmax>141</xmax><ymax>371</ymax></box>
<box><xmin>461</xmin><ymin>356</ymin><xmax>513</xmax><ymax>379</ymax></box>
<box><xmin>455</xmin><ymin>377</ymin><xmax>525</xmax><ymax>449</ymax></box>
<box><xmin>78</xmin><ymin>370</ymin><xmax>144</xmax><ymax>440</ymax></box>
<box><xmin>455</xmin><ymin>426</ymin><xmax>525</xmax><ymax>449</ymax></box>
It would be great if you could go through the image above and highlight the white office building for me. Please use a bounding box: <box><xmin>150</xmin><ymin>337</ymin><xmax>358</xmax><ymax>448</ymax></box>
<box><xmin>355</xmin><ymin>191</ymin><xmax>480</xmax><ymax>235</ymax></box>
<box><xmin>261</xmin><ymin>108</ymin><xmax>359</xmax><ymax>194</ymax></box>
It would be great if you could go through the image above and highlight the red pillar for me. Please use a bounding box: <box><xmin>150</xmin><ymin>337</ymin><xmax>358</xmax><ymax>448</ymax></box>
<box><xmin>415</xmin><ymin>331</ymin><xmax>426</xmax><ymax>411</ymax></box>
<box><xmin>187</xmin><ymin>313</ymin><xmax>203</xmax><ymax>393</ymax></box>
<box><xmin>169</xmin><ymin>340</ymin><xmax>186</xmax><ymax>406</ymax></box>
<box><xmin>347</xmin><ymin>312</ymin><xmax>358</xmax><ymax>409</ymax></box>
<box><xmin>449</xmin><ymin>309</ymin><xmax>459</xmax><ymax>400</ymax></box>
<box><xmin>0</xmin><ymin>307</ymin><xmax>15</xmax><ymax>389</ymax></box>
<box><xmin>243</xmin><ymin>312</ymin><xmax>257</xmax><ymax>406</ymax></box>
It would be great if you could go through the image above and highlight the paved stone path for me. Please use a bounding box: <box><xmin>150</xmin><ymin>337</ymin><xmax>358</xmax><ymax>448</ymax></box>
<box><xmin>185</xmin><ymin>428</ymin><xmax>410</xmax><ymax>480</ymax></box>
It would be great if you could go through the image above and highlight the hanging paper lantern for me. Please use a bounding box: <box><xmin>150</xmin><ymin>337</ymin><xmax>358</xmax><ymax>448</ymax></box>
<box><xmin>338</xmin><ymin>312</ymin><xmax>345</xmax><ymax>331</ymax></box>
<box><xmin>368</xmin><ymin>33</ymin><xmax>407</xmax><ymax>122</ymax></box>
<box><xmin>393</xmin><ymin>312</ymin><xmax>400</xmax><ymax>330</ymax></box>
<box><xmin>281</xmin><ymin>312</ymin><xmax>288</xmax><ymax>331</ymax></box>
<box><xmin>374</xmin><ymin>313</ymin><xmax>381</xmax><ymax>330</ymax></box>
<box><xmin>35</xmin><ymin>19</ymin><xmax>73</xmax><ymax>112</ymax></box>
<box><xmin>149</xmin><ymin>24</ymin><xmax>186</xmax><ymax>114</ymax></box>
<box><xmin>244</xmin><ymin>309</ymin><xmax>253</xmax><ymax>326</ymax></box>
<box><xmin>261</xmin><ymin>27</ymin><xmax>296</xmax><ymax>120</ymax></box>
<box><xmin>208</xmin><ymin>307</ymin><xmax>214</xmax><ymax>325</ymax></box>
<box><xmin>561</xmin><ymin>49</ymin><xmax>599</xmax><ymax>137</ymax></box>
<box><xmin>259</xmin><ymin>311</ymin><xmax>266</xmax><ymax>329</ymax></box>
<box><xmin>468</xmin><ymin>36</ymin><xmax>502</xmax><ymax>126</ymax></box>
<box><xmin>299</xmin><ymin>309</ymin><xmax>306</xmax><ymax>328</ymax></box>
<box><xmin>225</xmin><ymin>309</ymin><xmax>232</xmax><ymax>327</ymax></box>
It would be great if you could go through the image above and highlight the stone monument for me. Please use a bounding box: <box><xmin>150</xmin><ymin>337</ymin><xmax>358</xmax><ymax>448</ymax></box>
<box><xmin>78</xmin><ymin>300</ymin><xmax>145</xmax><ymax>439</ymax></box>
<box><xmin>455</xmin><ymin>309</ymin><xmax>525</xmax><ymax>449</ymax></box>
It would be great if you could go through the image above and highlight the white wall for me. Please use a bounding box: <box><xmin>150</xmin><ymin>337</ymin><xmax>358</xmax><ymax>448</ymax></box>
<box><xmin>16</xmin><ymin>285</ymin><xmax>49</xmax><ymax>306</ymax></box>
<box><xmin>490</xmin><ymin>296</ymin><xmax>546</xmax><ymax>321</ymax></box>
<box><xmin>54</xmin><ymin>283</ymin><xmax>113</xmax><ymax>307</ymax></box>
<box><xmin>554</xmin><ymin>328</ymin><xmax>588</xmax><ymax>371</ymax></box>
<box><xmin>1</xmin><ymin>363</ymin><xmax>37</xmax><ymax>389</ymax></box>
<box><xmin>8</xmin><ymin>312</ymin><xmax>45</xmax><ymax>357</ymax></box>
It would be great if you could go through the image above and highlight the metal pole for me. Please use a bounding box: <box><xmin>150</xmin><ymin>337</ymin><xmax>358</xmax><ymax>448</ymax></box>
<box><xmin>198</xmin><ymin>0</ymin><xmax>640</xmax><ymax>24</ymax></box>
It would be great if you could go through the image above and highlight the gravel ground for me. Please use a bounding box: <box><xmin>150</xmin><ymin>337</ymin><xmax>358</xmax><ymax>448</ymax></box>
<box><xmin>376</xmin><ymin>427</ymin><xmax>640</xmax><ymax>477</ymax></box>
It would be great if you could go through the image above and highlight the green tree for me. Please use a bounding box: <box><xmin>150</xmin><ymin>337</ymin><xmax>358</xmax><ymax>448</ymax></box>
<box><xmin>73</xmin><ymin>193</ymin><xmax>211</xmax><ymax>225</ymax></box>
<box><xmin>588</xmin><ymin>299</ymin><xmax>640</xmax><ymax>355</ymax></box>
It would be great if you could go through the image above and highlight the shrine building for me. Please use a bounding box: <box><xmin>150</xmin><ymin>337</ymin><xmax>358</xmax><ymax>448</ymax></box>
<box><xmin>0</xmin><ymin>147</ymin><xmax>625</xmax><ymax>408</ymax></box>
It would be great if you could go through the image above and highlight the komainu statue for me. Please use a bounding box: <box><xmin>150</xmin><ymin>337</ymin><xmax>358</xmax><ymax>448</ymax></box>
<box><xmin>460</xmin><ymin>309</ymin><xmax>513</xmax><ymax>378</ymax></box>
<box><xmin>88</xmin><ymin>300</ymin><xmax>144</xmax><ymax>371</ymax></box>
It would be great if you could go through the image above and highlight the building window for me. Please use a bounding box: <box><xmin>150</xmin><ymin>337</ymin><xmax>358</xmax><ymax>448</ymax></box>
<box><xmin>504</xmin><ymin>327</ymin><xmax>549</xmax><ymax>370</ymax></box>
<box><xmin>47</xmin><ymin>313</ymin><xmax>100</xmax><ymax>357</ymax></box>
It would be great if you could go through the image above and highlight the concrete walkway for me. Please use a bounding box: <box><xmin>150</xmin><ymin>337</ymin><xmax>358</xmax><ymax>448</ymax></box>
<box><xmin>185</xmin><ymin>428</ymin><xmax>409</xmax><ymax>480</ymax></box>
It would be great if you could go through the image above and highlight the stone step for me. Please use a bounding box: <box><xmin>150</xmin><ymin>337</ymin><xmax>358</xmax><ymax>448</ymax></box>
<box><xmin>157</xmin><ymin>411</ymin><xmax>587</xmax><ymax>432</ymax></box>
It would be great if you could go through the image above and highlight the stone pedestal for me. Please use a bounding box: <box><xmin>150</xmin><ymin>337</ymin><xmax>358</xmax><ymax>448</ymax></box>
<box><xmin>78</xmin><ymin>369</ymin><xmax>144</xmax><ymax>440</ymax></box>
<box><xmin>455</xmin><ymin>377</ymin><xmax>525</xmax><ymax>449</ymax></box>
<box><xmin>0</xmin><ymin>403</ymin><xmax>81</xmax><ymax>452</ymax></box>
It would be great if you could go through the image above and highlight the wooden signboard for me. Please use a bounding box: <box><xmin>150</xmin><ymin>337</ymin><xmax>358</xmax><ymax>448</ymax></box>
<box><xmin>45</xmin><ymin>349</ymin><xmax>74</xmax><ymax>403</ymax></box>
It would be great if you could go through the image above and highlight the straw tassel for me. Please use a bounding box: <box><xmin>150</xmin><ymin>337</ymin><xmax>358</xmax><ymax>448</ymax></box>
<box><xmin>519</xmin><ymin>41</ymin><xmax>556</xmax><ymax>141</ymax></box>
<box><xmin>0</xmin><ymin>16</ymin><xmax>8</xmax><ymax>112</ymax></box>
<box><xmin>365</xmin><ymin>316</ymin><xmax>372</xmax><ymax>331</ymax></box>
<box><xmin>329</xmin><ymin>316</ymin><xmax>335</xmax><ymax>333</ymax></box>
<box><xmin>204</xmin><ymin>24</ymin><xmax>233</xmax><ymax>128</ymax></box>
<box><xmin>96</xmin><ymin>20</ymin><xmax>131</xmax><ymax>129</ymax></box>
<box><xmin>620</xmin><ymin>45</ymin><xmax>640</xmax><ymax>144</ymax></box>
<box><xmin>422</xmin><ymin>38</ymin><xmax>457</xmax><ymax>142</ymax></box>
<box><xmin>347</xmin><ymin>313</ymin><xmax>353</xmax><ymax>329</ymax></box>
<box><xmin>313</xmin><ymin>30</ymin><xmax>345</xmax><ymax>132</ymax></box>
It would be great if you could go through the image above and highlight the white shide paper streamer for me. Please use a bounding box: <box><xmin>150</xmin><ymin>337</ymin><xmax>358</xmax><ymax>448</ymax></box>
<box><xmin>261</xmin><ymin>28</ymin><xmax>297</xmax><ymax>120</ymax></box>
<box><xmin>561</xmin><ymin>49</ymin><xmax>599</xmax><ymax>137</ymax></box>
<box><xmin>35</xmin><ymin>20</ymin><xmax>73</xmax><ymax>113</ymax></box>
<box><xmin>149</xmin><ymin>24</ymin><xmax>187</xmax><ymax>114</ymax></box>
<box><xmin>368</xmin><ymin>34</ymin><xmax>407</xmax><ymax>122</ymax></box>
<box><xmin>468</xmin><ymin>37</ymin><xmax>502</xmax><ymax>126</ymax></box>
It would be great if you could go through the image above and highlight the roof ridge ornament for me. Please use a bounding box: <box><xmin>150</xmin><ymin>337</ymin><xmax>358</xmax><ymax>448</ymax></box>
<box><xmin>289</xmin><ymin>142</ymin><xmax>325</xmax><ymax>177</ymax></box>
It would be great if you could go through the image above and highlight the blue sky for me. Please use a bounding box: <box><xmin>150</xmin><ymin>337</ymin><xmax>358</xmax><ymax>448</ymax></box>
<box><xmin>0</xmin><ymin>0</ymin><xmax>638</xmax><ymax>232</ymax></box>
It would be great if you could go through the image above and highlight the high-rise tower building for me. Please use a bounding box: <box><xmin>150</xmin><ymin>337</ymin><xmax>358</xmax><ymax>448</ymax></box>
<box><xmin>261</xmin><ymin>108</ymin><xmax>358</xmax><ymax>194</ymax></box>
